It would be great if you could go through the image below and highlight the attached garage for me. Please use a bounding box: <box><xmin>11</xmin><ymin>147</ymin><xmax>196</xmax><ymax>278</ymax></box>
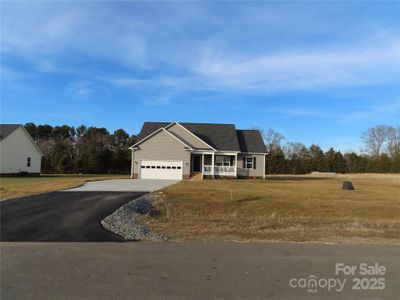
<box><xmin>139</xmin><ymin>160</ymin><xmax>183</xmax><ymax>180</ymax></box>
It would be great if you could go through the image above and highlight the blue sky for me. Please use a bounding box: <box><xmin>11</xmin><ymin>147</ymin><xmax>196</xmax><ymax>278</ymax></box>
<box><xmin>1</xmin><ymin>1</ymin><xmax>399</xmax><ymax>152</ymax></box>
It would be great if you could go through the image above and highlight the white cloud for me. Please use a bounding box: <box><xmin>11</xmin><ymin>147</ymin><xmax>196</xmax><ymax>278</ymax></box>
<box><xmin>338</xmin><ymin>99</ymin><xmax>400</xmax><ymax>123</ymax></box>
<box><xmin>2</xmin><ymin>2</ymin><xmax>399</xmax><ymax>95</ymax></box>
<box><xmin>68</xmin><ymin>81</ymin><xmax>93</xmax><ymax>98</ymax></box>
<box><xmin>268</xmin><ymin>99</ymin><xmax>400</xmax><ymax>123</ymax></box>
<box><xmin>1</xmin><ymin>2</ymin><xmax>148</xmax><ymax>68</ymax></box>
<box><xmin>143</xmin><ymin>94</ymin><xmax>173</xmax><ymax>106</ymax></box>
<box><xmin>99</xmin><ymin>35</ymin><xmax>400</xmax><ymax>95</ymax></box>
<box><xmin>192</xmin><ymin>37</ymin><xmax>400</xmax><ymax>92</ymax></box>
<box><xmin>268</xmin><ymin>108</ymin><xmax>334</xmax><ymax>119</ymax></box>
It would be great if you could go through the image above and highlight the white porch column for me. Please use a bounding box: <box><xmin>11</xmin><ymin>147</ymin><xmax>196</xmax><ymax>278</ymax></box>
<box><xmin>201</xmin><ymin>153</ymin><xmax>204</xmax><ymax>179</ymax></box>
<box><xmin>211</xmin><ymin>152</ymin><xmax>215</xmax><ymax>178</ymax></box>
<box><xmin>263</xmin><ymin>154</ymin><xmax>266</xmax><ymax>179</ymax></box>
<box><xmin>235</xmin><ymin>153</ymin><xmax>238</xmax><ymax>178</ymax></box>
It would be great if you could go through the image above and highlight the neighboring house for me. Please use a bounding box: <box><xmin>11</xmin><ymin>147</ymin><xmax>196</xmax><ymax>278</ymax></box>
<box><xmin>0</xmin><ymin>124</ymin><xmax>43</xmax><ymax>175</ymax></box>
<box><xmin>130</xmin><ymin>122</ymin><xmax>267</xmax><ymax>180</ymax></box>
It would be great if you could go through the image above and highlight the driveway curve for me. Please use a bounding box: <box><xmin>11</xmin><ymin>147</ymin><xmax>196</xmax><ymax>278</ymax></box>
<box><xmin>1</xmin><ymin>191</ymin><xmax>146</xmax><ymax>242</ymax></box>
<box><xmin>1</xmin><ymin>179</ymin><xmax>178</xmax><ymax>242</ymax></box>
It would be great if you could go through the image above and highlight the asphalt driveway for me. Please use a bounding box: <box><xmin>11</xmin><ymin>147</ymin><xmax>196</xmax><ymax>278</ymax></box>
<box><xmin>0</xmin><ymin>191</ymin><xmax>145</xmax><ymax>242</ymax></box>
<box><xmin>1</xmin><ymin>179</ymin><xmax>179</xmax><ymax>242</ymax></box>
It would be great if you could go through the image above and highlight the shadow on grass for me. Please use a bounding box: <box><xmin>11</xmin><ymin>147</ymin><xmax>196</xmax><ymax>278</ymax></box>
<box><xmin>236</xmin><ymin>197</ymin><xmax>262</xmax><ymax>203</ymax></box>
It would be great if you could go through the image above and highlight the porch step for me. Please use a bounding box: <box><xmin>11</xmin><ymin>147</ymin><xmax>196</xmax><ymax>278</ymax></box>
<box><xmin>190</xmin><ymin>173</ymin><xmax>203</xmax><ymax>180</ymax></box>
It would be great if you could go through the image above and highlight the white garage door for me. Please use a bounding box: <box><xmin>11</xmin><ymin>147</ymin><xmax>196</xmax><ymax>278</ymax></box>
<box><xmin>140</xmin><ymin>160</ymin><xmax>183</xmax><ymax>180</ymax></box>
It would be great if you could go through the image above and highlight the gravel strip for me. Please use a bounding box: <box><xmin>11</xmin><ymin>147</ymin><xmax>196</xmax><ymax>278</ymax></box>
<box><xmin>101</xmin><ymin>193</ymin><xmax>166</xmax><ymax>241</ymax></box>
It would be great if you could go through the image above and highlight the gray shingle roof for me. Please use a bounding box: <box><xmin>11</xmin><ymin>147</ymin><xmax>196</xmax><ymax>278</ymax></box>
<box><xmin>236</xmin><ymin>130</ymin><xmax>267</xmax><ymax>153</ymax></box>
<box><xmin>138</xmin><ymin>122</ymin><xmax>241</xmax><ymax>151</ymax></box>
<box><xmin>137</xmin><ymin>122</ymin><xmax>267</xmax><ymax>153</ymax></box>
<box><xmin>0</xmin><ymin>124</ymin><xmax>21</xmax><ymax>141</ymax></box>
<box><xmin>137</xmin><ymin>122</ymin><xmax>171</xmax><ymax>141</ymax></box>
<box><xmin>181</xmin><ymin>123</ymin><xmax>240</xmax><ymax>151</ymax></box>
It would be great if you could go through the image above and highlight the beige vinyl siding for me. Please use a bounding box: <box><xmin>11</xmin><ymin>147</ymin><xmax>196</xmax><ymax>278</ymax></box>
<box><xmin>167</xmin><ymin>123</ymin><xmax>212</xmax><ymax>150</ymax></box>
<box><xmin>237</xmin><ymin>153</ymin><xmax>265</xmax><ymax>178</ymax></box>
<box><xmin>133</xmin><ymin>130</ymin><xmax>191</xmax><ymax>176</ymax></box>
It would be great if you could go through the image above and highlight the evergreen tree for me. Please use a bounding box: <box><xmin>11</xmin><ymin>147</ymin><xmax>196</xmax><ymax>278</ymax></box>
<box><xmin>37</xmin><ymin>124</ymin><xmax>53</xmax><ymax>140</ymax></box>
<box><xmin>309</xmin><ymin>144</ymin><xmax>327</xmax><ymax>172</ymax></box>
<box><xmin>391</xmin><ymin>152</ymin><xmax>400</xmax><ymax>173</ymax></box>
<box><xmin>51</xmin><ymin>140</ymin><xmax>74</xmax><ymax>173</ymax></box>
<box><xmin>24</xmin><ymin>123</ymin><xmax>38</xmax><ymax>140</ymax></box>
<box><xmin>375</xmin><ymin>154</ymin><xmax>392</xmax><ymax>173</ymax></box>
<box><xmin>265</xmin><ymin>147</ymin><xmax>287</xmax><ymax>174</ymax></box>
<box><xmin>333</xmin><ymin>151</ymin><xmax>346</xmax><ymax>173</ymax></box>
<box><xmin>325</xmin><ymin>148</ymin><xmax>336</xmax><ymax>172</ymax></box>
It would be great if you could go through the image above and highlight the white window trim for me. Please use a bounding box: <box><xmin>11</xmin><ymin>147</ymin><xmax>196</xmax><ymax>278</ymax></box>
<box><xmin>244</xmin><ymin>156</ymin><xmax>254</xmax><ymax>169</ymax></box>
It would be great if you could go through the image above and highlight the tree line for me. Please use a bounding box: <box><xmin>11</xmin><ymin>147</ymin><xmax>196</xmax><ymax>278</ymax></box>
<box><xmin>24</xmin><ymin>123</ymin><xmax>137</xmax><ymax>174</ymax></box>
<box><xmin>24</xmin><ymin>123</ymin><xmax>399</xmax><ymax>174</ymax></box>
<box><xmin>262</xmin><ymin>125</ymin><xmax>400</xmax><ymax>174</ymax></box>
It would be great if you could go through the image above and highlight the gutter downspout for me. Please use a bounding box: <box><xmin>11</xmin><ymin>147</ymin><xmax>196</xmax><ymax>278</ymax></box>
<box><xmin>130</xmin><ymin>149</ymin><xmax>135</xmax><ymax>179</ymax></box>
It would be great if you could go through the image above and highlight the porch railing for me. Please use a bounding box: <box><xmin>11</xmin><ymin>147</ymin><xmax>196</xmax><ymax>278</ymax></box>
<box><xmin>203</xmin><ymin>165</ymin><xmax>236</xmax><ymax>176</ymax></box>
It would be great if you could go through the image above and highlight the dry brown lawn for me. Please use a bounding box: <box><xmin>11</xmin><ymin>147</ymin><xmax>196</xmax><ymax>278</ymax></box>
<box><xmin>0</xmin><ymin>175</ymin><xmax>129</xmax><ymax>201</ymax></box>
<box><xmin>141</xmin><ymin>174</ymin><xmax>400</xmax><ymax>244</ymax></box>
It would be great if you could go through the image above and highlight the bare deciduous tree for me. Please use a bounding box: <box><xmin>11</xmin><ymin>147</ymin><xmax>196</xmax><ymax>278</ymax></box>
<box><xmin>284</xmin><ymin>142</ymin><xmax>307</xmax><ymax>159</ymax></box>
<box><xmin>387</xmin><ymin>126</ymin><xmax>400</xmax><ymax>158</ymax></box>
<box><xmin>361</xmin><ymin>125</ymin><xmax>390</xmax><ymax>156</ymax></box>
<box><xmin>254</xmin><ymin>128</ymin><xmax>285</xmax><ymax>153</ymax></box>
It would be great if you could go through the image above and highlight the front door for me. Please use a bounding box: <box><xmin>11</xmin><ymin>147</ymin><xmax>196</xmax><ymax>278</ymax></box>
<box><xmin>192</xmin><ymin>155</ymin><xmax>201</xmax><ymax>172</ymax></box>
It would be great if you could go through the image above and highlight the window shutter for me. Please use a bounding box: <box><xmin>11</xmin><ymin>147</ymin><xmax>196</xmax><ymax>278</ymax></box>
<box><xmin>243</xmin><ymin>157</ymin><xmax>246</xmax><ymax>168</ymax></box>
<box><xmin>253</xmin><ymin>157</ymin><xmax>256</xmax><ymax>169</ymax></box>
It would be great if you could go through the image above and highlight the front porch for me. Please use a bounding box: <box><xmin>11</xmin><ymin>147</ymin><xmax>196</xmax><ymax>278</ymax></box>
<box><xmin>191</xmin><ymin>153</ymin><xmax>237</xmax><ymax>178</ymax></box>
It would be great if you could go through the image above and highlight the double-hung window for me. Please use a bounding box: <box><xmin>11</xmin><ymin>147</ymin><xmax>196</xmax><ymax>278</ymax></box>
<box><xmin>27</xmin><ymin>157</ymin><xmax>31</xmax><ymax>167</ymax></box>
<box><xmin>244</xmin><ymin>156</ymin><xmax>256</xmax><ymax>169</ymax></box>
<box><xmin>245</xmin><ymin>157</ymin><xmax>253</xmax><ymax>169</ymax></box>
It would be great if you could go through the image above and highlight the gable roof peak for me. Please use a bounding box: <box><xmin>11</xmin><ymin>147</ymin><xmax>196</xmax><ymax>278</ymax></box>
<box><xmin>0</xmin><ymin>124</ymin><xmax>22</xmax><ymax>141</ymax></box>
<box><xmin>137</xmin><ymin>121</ymin><xmax>241</xmax><ymax>151</ymax></box>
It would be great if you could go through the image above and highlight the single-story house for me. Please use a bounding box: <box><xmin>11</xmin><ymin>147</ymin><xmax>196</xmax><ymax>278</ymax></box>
<box><xmin>130</xmin><ymin>121</ymin><xmax>267</xmax><ymax>180</ymax></box>
<box><xmin>0</xmin><ymin>124</ymin><xmax>43</xmax><ymax>175</ymax></box>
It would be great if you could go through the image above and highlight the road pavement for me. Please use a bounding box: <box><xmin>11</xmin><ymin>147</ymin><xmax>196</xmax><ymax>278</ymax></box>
<box><xmin>1</xmin><ymin>242</ymin><xmax>399</xmax><ymax>299</ymax></box>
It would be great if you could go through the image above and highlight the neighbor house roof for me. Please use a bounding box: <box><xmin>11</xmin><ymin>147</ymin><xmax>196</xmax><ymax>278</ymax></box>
<box><xmin>0</xmin><ymin>124</ymin><xmax>44</xmax><ymax>155</ymax></box>
<box><xmin>137</xmin><ymin>122</ymin><xmax>267</xmax><ymax>153</ymax></box>
<box><xmin>236</xmin><ymin>130</ymin><xmax>267</xmax><ymax>153</ymax></box>
<box><xmin>0</xmin><ymin>124</ymin><xmax>21</xmax><ymax>141</ymax></box>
